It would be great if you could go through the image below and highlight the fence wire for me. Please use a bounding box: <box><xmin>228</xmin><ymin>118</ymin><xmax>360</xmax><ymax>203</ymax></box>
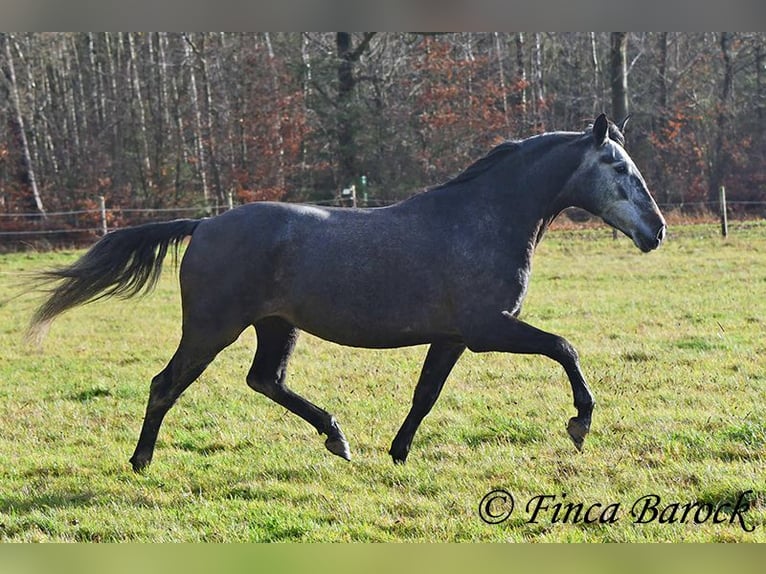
<box><xmin>1</xmin><ymin>199</ymin><xmax>764</xmax><ymax>240</ymax></box>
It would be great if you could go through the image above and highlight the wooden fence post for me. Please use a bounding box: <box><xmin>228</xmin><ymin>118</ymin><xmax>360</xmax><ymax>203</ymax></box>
<box><xmin>99</xmin><ymin>195</ymin><xmax>108</xmax><ymax>236</ymax></box>
<box><xmin>719</xmin><ymin>185</ymin><xmax>728</xmax><ymax>238</ymax></box>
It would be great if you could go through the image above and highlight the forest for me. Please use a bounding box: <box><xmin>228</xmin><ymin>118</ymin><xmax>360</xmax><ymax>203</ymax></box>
<box><xmin>0</xmin><ymin>32</ymin><xmax>764</xmax><ymax>237</ymax></box>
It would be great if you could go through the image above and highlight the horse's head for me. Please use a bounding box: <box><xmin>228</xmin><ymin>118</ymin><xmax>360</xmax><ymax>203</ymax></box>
<box><xmin>565</xmin><ymin>114</ymin><xmax>666</xmax><ymax>253</ymax></box>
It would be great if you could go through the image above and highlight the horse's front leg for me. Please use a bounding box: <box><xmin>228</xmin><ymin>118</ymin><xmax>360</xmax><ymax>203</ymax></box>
<box><xmin>467</xmin><ymin>310</ymin><xmax>595</xmax><ymax>451</ymax></box>
<box><xmin>389</xmin><ymin>341</ymin><xmax>465</xmax><ymax>463</ymax></box>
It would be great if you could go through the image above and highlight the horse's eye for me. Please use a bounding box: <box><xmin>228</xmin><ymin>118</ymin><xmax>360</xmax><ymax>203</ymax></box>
<box><xmin>614</xmin><ymin>162</ymin><xmax>628</xmax><ymax>174</ymax></box>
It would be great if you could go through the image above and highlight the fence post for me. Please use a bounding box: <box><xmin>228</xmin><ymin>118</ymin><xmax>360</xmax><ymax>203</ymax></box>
<box><xmin>99</xmin><ymin>195</ymin><xmax>108</xmax><ymax>236</ymax></box>
<box><xmin>719</xmin><ymin>185</ymin><xmax>728</xmax><ymax>238</ymax></box>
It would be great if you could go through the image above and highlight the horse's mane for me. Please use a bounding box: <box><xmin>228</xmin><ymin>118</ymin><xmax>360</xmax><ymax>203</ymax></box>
<box><xmin>434</xmin><ymin>120</ymin><xmax>627</xmax><ymax>190</ymax></box>
<box><xmin>441</xmin><ymin>140</ymin><xmax>522</xmax><ymax>187</ymax></box>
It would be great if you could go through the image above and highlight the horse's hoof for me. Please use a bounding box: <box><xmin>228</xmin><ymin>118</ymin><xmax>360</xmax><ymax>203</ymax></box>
<box><xmin>389</xmin><ymin>448</ymin><xmax>407</xmax><ymax>465</ymax></box>
<box><xmin>388</xmin><ymin>436</ymin><xmax>410</xmax><ymax>464</ymax></box>
<box><xmin>566</xmin><ymin>417</ymin><xmax>589</xmax><ymax>452</ymax></box>
<box><xmin>325</xmin><ymin>436</ymin><xmax>351</xmax><ymax>461</ymax></box>
<box><xmin>129</xmin><ymin>454</ymin><xmax>151</xmax><ymax>473</ymax></box>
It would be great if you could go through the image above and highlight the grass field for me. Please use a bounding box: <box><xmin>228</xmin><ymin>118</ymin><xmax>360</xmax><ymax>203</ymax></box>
<box><xmin>0</xmin><ymin>222</ymin><xmax>764</xmax><ymax>542</ymax></box>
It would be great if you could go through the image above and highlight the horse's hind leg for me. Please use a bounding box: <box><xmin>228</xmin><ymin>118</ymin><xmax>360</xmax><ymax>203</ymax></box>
<box><xmin>129</xmin><ymin>325</ymin><xmax>243</xmax><ymax>472</ymax></box>
<box><xmin>389</xmin><ymin>341</ymin><xmax>465</xmax><ymax>464</ymax></box>
<box><xmin>247</xmin><ymin>317</ymin><xmax>351</xmax><ymax>460</ymax></box>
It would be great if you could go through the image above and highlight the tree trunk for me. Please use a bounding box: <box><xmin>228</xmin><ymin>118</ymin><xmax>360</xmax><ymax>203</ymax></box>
<box><xmin>589</xmin><ymin>32</ymin><xmax>602</xmax><ymax>114</ymax></box>
<box><xmin>41</xmin><ymin>66</ymin><xmax>60</xmax><ymax>178</ymax></box>
<box><xmin>514</xmin><ymin>33</ymin><xmax>527</xmax><ymax>125</ymax></box>
<box><xmin>59</xmin><ymin>36</ymin><xmax>79</xmax><ymax>172</ymax></box>
<box><xmin>127</xmin><ymin>32</ymin><xmax>153</xmax><ymax>196</ymax></box>
<box><xmin>336</xmin><ymin>32</ymin><xmax>355</xmax><ymax>189</ymax></box>
<box><xmin>494</xmin><ymin>33</ymin><xmax>509</xmax><ymax>129</ymax></box>
<box><xmin>87</xmin><ymin>32</ymin><xmax>105</xmax><ymax>128</ymax></box>
<box><xmin>335</xmin><ymin>32</ymin><xmax>374</xmax><ymax>190</ymax></box>
<box><xmin>183</xmin><ymin>34</ymin><xmax>211</xmax><ymax>206</ymax></box>
<box><xmin>300</xmin><ymin>33</ymin><xmax>313</xmax><ymax>189</ymax></box>
<box><xmin>264</xmin><ymin>32</ymin><xmax>285</xmax><ymax>192</ymax></box>
<box><xmin>105</xmin><ymin>33</ymin><xmax>122</xmax><ymax>181</ymax></box>
<box><xmin>70</xmin><ymin>34</ymin><xmax>89</xmax><ymax>150</ymax></box>
<box><xmin>709</xmin><ymin>32</ymin><xmax>734</xmax><ymax>203</ymax></box>
<box><xmin>655</xmin><ymin>32</ymin><xmax>668</xmax><ymax>112</ymax></box>
<box><xmin>197</xmin><ymin>34</ymin><xmax>223</xmax><ymax>208</ymax></box>
<box><xmin>755</xmin><ymin>41</ymin><xmax>763</xmax><ymax>124</ymax></box>
<box><xmin>610</xmin><ymin>32</ymin><xmax>629</xmax><ymax>122</ymax></box>
<box><xmin>531</xmin><ymin>32</ymin><xmax>544</xmax><ymax>128</ymax></box>
<box><xmin>1</xmin><ymin>33</ymin><xmax>46</xmax><ymax>216</ymax></box>
<box><xmin>148</xmin><ymin>33</ymin><xmax>164</xmax><ymax>193</ymax></box>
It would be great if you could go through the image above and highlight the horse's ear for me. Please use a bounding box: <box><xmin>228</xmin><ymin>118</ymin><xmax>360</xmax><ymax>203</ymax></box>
<box><xmin>593</xmin><ymin>113</ymin><xmax>608</xmax><ymax>146</ymax></box>
<box><xmin>617</xmin><ymin>113</ymin><xmax>632</xmax><ymax>133</ymax></box>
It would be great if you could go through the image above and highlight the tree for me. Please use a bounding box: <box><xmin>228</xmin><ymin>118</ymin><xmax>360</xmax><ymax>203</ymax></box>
<box><xmin>0</xmin><ymin>33</ymin><xmax>45</xmax><ymax>216</ymax></box>
<box><xmin>610</xmin><ymin>32</ymin><xmax>629</xmax><ymax>122</ymax></box>
<box><xmin>2</xmin><ymin>32</ymin><xmax>766</xmax><ymax>237</ymax></box>
<box><xmin>335</xmin><ymin>32</ymin><xmax>375</xmax><ymax>190</ymax></box>
<box><xmin>709</xmin><ymin>32</ymin><xmax>734</xmax><ymax>203</ymax></box>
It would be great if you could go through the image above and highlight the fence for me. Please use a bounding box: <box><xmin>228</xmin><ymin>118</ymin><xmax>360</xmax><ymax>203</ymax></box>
<box><xmin>1</xmin><ymin>191</ymin><xmax>765</xmax><ymax>251</ymax></box>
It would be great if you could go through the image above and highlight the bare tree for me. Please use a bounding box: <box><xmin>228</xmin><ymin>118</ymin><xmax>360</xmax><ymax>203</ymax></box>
<box><xmin>127</xmin><ymin>32</ymin><xmax>153</xmax><ymax>195</ymax></box>
<box><xmin>610</xmin><ymin>32</ymin><xmax>629</xmax><ymax>122</ymax></box>
<box><xmin>494</xmin><ymin>33</ymin><xmax>510</xmax><ymax>129</ymax></box>
<box><xmin>1</xmin><ymin>33</ymin><xmax>45</xmax><ymax>216</ymax></box>
<box><xmin>1</xmin><ymin>32</ymin><xmax>765</xmax><ymax>232</ymax></box>
<box><xmin>514</xmin><ymin>32</ymin><xmax>527</xmax><ymax>123</ymax></box>
<box><xmin>183</xmin><ymin>34</ymin><xmax>210</xmax><ymax>205</ymax></box>
<box><xmin>709</xmin><ymin>32</ymin><xmax>734</xmax><ymax>203</ymax></box>
<box><xmin>264</xmin><ymin>32</ymin><xmax>286</xmax><ymax>192</ymax></box>
<box><xmin>336</xmin><ymin>32</ymin><xmax>375</xmax><ymax>189</ymax></box>
<box><xmin>531</xmin><ymin>32</ymin><xmax>544</xmax><ymax>128</ymax></box>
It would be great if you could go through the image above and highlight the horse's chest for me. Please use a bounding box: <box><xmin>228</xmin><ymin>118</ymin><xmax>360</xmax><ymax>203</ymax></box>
<box><xmin>459</xmin><ymin>260</ymin><xmax>532</xmax><ymax>315</ymax></box>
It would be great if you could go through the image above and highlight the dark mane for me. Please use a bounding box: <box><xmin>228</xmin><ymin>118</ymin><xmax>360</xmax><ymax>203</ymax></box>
<box><xmin>435</xmin><ymin>132</ymin><xmax>576</xmax><ymax>189</ymax></box>
<box><xmin>442</xmin><ymin>140</ymin><xmax>522</xmax><ymax>187</ymax></box>
<box><xmin>434</xmin><ymin>121</ymin><xmax>626</xmax><ymax>191</ymax></box>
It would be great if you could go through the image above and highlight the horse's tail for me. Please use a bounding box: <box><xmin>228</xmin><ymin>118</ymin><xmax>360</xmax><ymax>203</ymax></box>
<box><xmin>28</xmin><ymin>218</ymin><xmax>201</xmax><ymax>343</ymax></box>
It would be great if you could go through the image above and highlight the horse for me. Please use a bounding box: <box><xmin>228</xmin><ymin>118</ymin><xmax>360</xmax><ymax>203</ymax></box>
<box><xmin>29</xmin><ymin>114</ymin><xmax>666</xmax><ymax>472</ymax></box>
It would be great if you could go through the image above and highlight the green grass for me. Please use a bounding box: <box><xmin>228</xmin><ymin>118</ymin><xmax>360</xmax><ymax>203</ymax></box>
<box><xmin>0</xmin><ymin>222</ymin><xmax>764</xmax><ymax>542</ymax></box>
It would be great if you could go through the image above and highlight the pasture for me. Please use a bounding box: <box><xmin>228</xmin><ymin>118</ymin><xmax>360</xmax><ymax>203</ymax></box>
<box><xmin>0</xmin><ymin>222</ymin><xmax>764</xmax><ymax>542</ymax></box>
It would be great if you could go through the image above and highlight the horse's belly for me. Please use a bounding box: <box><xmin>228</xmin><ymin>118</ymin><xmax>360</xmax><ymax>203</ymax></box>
<box><xmin>294</xmin><ymin>318</ymin><xmax>453</xmax><ymax>349</ymax></box>
<box><xmin>282</xmin><ymin>287</ymin><xmax>458</xmax><ymax>349</ymax></box>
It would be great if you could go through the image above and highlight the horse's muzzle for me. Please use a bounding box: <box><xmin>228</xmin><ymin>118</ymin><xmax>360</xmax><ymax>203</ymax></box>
<box><xmin>636</xmin><ymin>223</ymin><xmax>666</xmax><ymax>252</ymax></box>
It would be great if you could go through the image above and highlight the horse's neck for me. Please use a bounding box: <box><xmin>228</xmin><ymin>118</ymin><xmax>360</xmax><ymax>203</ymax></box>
<box><xmin>499</xmin><ymin>141</ymin><xmax>583</xmax><ymax>237</ymax></box>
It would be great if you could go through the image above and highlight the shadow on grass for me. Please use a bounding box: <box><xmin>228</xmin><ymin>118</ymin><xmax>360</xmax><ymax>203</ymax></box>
<box><xmin>0</xmin><ymin>490</ymin><xmax>96</xmax><ymax>515</ymax></box>
<box><xmin>0</xmin><ymin>477</ymin><xmax>160</xmax><ymax>541</ymax></box>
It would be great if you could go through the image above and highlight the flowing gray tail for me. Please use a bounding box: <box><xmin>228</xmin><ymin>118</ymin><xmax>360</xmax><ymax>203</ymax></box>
<box><xmin>28</xmin><ymin>218</ymin><xmax>201</xmax><ymax>342</ymax></box>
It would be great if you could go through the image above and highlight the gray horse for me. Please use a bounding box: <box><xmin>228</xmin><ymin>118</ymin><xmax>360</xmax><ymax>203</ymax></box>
<box><xmin>30</xmin><ymin>114</ymin><xmax>666</xmax><ymax>471</ymax></box>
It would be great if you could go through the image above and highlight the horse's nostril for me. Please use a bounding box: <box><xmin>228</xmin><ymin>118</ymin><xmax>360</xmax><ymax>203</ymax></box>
<box><xmin>656</xmin><ymin>225</ymin><xmax>666</xmax><ymax>247</ymax></box>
